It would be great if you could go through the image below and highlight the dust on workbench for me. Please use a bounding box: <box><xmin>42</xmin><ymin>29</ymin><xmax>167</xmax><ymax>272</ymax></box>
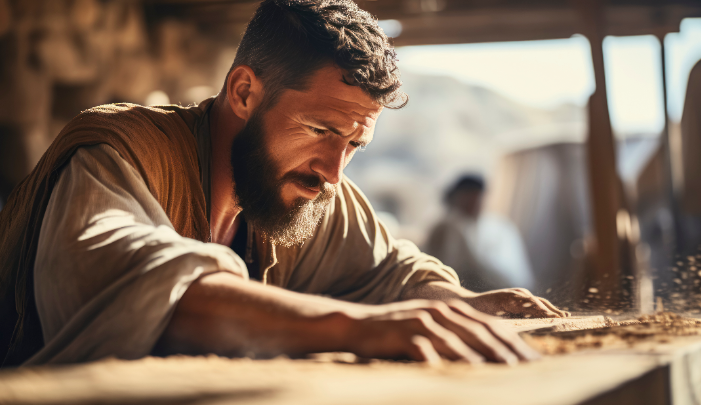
<box><xmin>524</xmin><ymin>312</ymin><xmax>701</xmax><ymax>355</ymax></box>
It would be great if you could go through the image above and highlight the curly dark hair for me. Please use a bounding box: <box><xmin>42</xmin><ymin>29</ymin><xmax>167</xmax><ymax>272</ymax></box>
<box><xmin>226</xmin><ymin>0</ymin><xmax>407</xmax><ymax>109</ymax></box>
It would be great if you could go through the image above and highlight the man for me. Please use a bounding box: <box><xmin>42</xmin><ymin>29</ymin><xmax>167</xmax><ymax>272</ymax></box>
<box><xmin>0</xmin><ymin>0</ymin><xmax>567</xmax><ymax>367</ymax></box>
<box><xmin>426</xmin><ymin>175</ymin><xmax>535</xmax><ymax>292</ymax></box>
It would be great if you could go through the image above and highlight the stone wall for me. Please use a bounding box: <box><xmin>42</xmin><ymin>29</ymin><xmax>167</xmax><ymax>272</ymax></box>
<box><xmin>0</xmin><ymin>0</ymin><xmax>243</xmax><ymax>204</ymax></box>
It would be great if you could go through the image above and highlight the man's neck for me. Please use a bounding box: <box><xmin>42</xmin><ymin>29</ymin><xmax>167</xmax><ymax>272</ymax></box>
<box><xmin>208</xmin><ymin>94</ymin><xmax>245</xmax><ymax>245</ymax></box>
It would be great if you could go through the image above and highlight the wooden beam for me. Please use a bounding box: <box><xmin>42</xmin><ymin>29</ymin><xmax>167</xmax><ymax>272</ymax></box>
<box><xmin>142</xmin><ymin>1</ymin><xmax>701</xmax><ymax>45</ymax></box>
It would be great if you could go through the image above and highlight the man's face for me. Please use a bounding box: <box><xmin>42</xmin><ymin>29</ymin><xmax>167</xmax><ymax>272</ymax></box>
<box><xmin>231</xmin><ymin>65</ymin><xmax>383</xmax><ymax>247</ymax></box>
<box><xmin>453</xmin><ymin>189</ymin><xmax>484</xmax><ymax>219</ymax></box>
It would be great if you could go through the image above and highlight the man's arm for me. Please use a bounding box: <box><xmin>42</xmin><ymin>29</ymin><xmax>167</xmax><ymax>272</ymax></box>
<box><xmin>155</xmin><ymin>271</ymin><xmax>541</xmax><ymax>364</ymax></box>
<box><xmin>279</xmin><ymin>178</ymin><xmax>567</xmax><ymax>319</ymax></box>
<box><xmin>399</xmin><ymin>281</ymin><xmax>570</xmax><ymax>318</ymax></box>
<box><xmin>34</xmin><ymin>144</ymin><xmax>538</xmax><ymax>364</ymax></box>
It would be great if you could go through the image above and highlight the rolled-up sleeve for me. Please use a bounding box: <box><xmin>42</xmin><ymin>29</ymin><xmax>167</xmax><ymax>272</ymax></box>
<box><xmin>276</xmin><ymin>178</ymin><xmax>459</xmax><ymax>304</ymax></box>
<box><xmin>29</xmin><ymin>144</ymin><xmax>246</xmax><ymax>365</ymax></box>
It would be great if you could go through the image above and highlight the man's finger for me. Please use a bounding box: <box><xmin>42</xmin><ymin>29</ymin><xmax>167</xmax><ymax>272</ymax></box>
<box><xmin>409</xmin><ymin>335</ymin><xmax>442</xmax><ymax>365</ymax></box>
<box><xmin>409</xmin><ymin>311</ymin><xmax>485</xmax><ymax>363</ymax></box>
<box><xmin>538</xmin><ymin>297</ymin><xmax>570</xmax><ymax>317</ymax></box>
<box><xmin>530</xmin><ymin>298</ymin><xmax>560</xmax><ymax>318</ymax></box>
<box><xmin>447</xmin><ymin>300</ymin><xmax>541</xmax><ymax>362</ymax></box>
<box><xmin>426</xmin><ymin>304</ymin><xmax>519</xmax><ymax>365</ymax></box>
<box><xmin>482</xmin><ymin>322</ymin><xmax>542</xmax><ymax>361</ymax></box>
<box><xmin>513</xmin><ymin>296</ymin><xmax>561</xmax><ymax>319</ymax></box>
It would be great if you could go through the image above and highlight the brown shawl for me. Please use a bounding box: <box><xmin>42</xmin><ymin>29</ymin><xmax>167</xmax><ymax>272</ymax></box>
<box><xmin>0</xmin><ymin>101</ymin><xmax>212</xmax><ymax>366</ymax></box>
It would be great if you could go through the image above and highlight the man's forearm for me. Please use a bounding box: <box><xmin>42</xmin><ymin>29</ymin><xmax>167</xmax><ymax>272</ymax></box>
<box><xmin>399</xmin><ymin>280</ymin><xmax>475</xmax><ymax>301</ymax></box>
<box><xmin>154</xmin><ymin>272</ymin><xmax>543</xmax><ymax>363</ymax></box>
<box><xmin>154</xmin><ymin>272</ymin><xmax>364</xmax><ymax>357</ymax></box>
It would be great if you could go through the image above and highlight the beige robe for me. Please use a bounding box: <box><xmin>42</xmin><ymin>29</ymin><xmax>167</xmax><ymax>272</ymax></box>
<box><xmin>28</xmin><ymin>140</ymin><xmax>458</xmax><ymax>365</ymax></box>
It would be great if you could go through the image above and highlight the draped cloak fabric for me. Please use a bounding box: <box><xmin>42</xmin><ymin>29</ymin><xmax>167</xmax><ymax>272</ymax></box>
<box><xmin>0</xmin><ymin>102</ymin><xmax>212</xmax><ymax>365</ymax></box>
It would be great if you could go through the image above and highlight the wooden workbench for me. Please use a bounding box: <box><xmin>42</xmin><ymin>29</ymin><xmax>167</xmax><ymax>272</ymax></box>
<box><xmin>1</xmin><ymin>318</ymin><xmax>699</xmax><ymax>405</ymax></box>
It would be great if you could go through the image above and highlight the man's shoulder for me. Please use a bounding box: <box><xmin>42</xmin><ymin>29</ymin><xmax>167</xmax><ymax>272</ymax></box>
<box><xmin>76</xmin><ymin>98</ymin><xmax>213</xmax><ymax>130</ymax></box>
<box><xmin>49</xmin><ymin>101</ymin><xmax>205</xmax><ymax>204</ymax></box>
<box><xmin>56</xmin><ymin>101</ymin><xmax>204</xmax><ymax>162</ymax></box>
<box><xmin>73</xmin><ymin>102</ymin><xmax>191</xmax><ymax>131</ymax></box>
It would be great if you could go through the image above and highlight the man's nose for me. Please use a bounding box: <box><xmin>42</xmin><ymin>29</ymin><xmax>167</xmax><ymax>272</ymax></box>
<box><xmin>310</xmin><ymin>144</ymin><xmax>346</xmax><ymax>185</ymax></box>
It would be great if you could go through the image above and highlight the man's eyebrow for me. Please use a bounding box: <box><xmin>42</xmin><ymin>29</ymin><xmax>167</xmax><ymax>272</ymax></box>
<box><xmin>302</xmin><ymin>115</ymin><xmax>345</xmax><ymax>136</ymax></box>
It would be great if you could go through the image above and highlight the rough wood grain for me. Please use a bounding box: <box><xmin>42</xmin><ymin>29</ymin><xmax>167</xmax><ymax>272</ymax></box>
<box><xmin>1</xmin><ymin>335</ymin><xmax>700</xmax><ymax>405</ymax></box>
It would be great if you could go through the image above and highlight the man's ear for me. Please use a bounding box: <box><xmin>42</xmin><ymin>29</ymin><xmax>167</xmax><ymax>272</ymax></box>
<box><xmin>226</xmin><ymin>65</ymin><xmax>264</xmax><ymax>121</ymax></box>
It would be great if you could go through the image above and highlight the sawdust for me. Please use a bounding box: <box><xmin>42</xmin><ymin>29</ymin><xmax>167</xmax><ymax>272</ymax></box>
<box><xmin>524</xmin><ymin>312</ymin><xmax>701</xmax><ymax>355</ymax></box>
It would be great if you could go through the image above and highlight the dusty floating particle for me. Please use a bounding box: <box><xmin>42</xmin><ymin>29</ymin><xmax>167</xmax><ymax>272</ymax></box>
<box><xmin>605</xmin><ymin>309</ymin><xmax>612</xmax><ymax>314</ymax></box>
<box><xmin>546</xmin><ymin>288</ymin><xmax>552</xmax><ymax>294</ymax></box>
<box><xmin>682</xmin><ymin>272</ymin><xmax>689</xmax><ymax>279</ymax></box>
<box><xmin>691</xmin><ymin>266</ymin><xmax>698</xmax><ymax>271</ymax></box>
<box><xmin>689</xmin><ymin>256</ymin><xmax>696</xmax><ymax>262</ymax></box>
<box><xmin>582</xmin><ymin>299</ymin><xmax>590</xmax><ymax>303</ymax></box>
<box><xmin>496</xmin><ymin>311</ymin><xmax>505</xmax><ymax>316</ymax></box>
<box><xmin>698</xmin><ymin>270</ymin><xmax>701</xmax><ymax>277</ymax></box>
<box><xmin>563</xmin><ymin>307</ymin><xmax>569</xmax><ymax>311</ymax></box>
<box><xmin>588</xmin><ymin>287</ymin><xmax>599</xmax><ymax>293</ymax></box>
<box><xmin>677</xmin><ymin>261</ymin><xmax>684</xmax><ymax>266</ymax></box>
<box><xmin>674</xmin><ymin>278</ymin><xmax>682</xmax><ymax>284</ymax></box>
<box><xmin>524</xmin><ymin>314</ymin><xmax>531</xmax><ymax>318</ymax></box>
<box><xmin>673</xmin><ymin>267</ymin><xmax>679</xmax><ymax>272</ymax></box>
<box><xmin>626</xmin><ymin>275</ymin><xmax>635</xmax><ymax>280</ymax></box>
<box><xmin>522</xmin><ymin>302</ymin><xmax>533</xmax><ymax>308</ymax></box>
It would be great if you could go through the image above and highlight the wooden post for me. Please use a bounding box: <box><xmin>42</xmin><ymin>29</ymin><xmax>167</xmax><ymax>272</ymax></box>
<box><xmin>574</xmin><ymin>0</ymin><xmax>624</xmax><ymax>305</ymax></box>
<box><xmin>657</xmin><ymin>32</ymin><xmax>685</xmax><ymax>254</ymax></box>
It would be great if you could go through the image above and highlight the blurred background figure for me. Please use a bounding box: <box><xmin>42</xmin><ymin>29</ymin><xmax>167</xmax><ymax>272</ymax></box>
<box><xmin>425</xmin><ymin>175</ymin><xmax>535</xmax><ymax>292</ymax></box>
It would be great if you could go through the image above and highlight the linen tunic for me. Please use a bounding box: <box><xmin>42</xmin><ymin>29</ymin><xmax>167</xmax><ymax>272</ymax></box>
<box><xmin>29</xmin><ymin>142</ymin><xmax>459</xmax><ymax>364</ymax></box>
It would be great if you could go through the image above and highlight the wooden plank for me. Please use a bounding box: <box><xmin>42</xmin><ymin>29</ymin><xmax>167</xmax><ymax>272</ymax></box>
<box><xmin>499</xmin><ymin>315</ymin><xmax>608</xmax><ymax>332</ymax></box>
<box><xmin>2</xmin><ymin>335</ymin><xmax>700</xmax><ymax>405</ymax></box>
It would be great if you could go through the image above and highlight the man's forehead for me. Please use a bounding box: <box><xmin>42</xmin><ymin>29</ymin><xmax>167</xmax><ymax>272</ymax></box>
<box><xmin>292</xmin><ymin>65</ymin><xmax>383</xmax><ymax>123</ymax></box>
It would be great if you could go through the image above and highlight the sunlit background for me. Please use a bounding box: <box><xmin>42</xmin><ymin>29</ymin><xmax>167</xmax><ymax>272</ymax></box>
<box><xmin>345</xmin><ymin>19</ymin><xmax>701</xmax><ymax>298</ymax></box>
<box><xmin>348</xmin><ymin>19</ymin><xmax>701</xmax><ymax>243</ymax></box>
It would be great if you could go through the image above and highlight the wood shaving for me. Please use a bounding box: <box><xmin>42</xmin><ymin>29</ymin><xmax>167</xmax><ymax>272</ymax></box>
<box><xmin>524</xmin><ymin>312</ymin><xmax>701</xmax><ymax>355</ymax></box>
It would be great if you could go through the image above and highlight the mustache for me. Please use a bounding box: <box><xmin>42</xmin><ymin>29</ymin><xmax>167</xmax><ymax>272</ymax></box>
<box><xmin>282</xmin><ymin>171</ymin><xmax>327</xmax><ymax>190</ymax></box>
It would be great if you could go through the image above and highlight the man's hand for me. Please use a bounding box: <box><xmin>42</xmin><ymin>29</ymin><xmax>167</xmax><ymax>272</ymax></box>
<box><xmin>399</xmin><ymin>281</ymin><xmax>570</xmax><ymax>319</ymax></box>
<box><xmin>463</xmin><ymin>288</ymin><xmax>570</xmax><ymax>318</ymax></box>
<box><xmin>344</xmin><ymin>299</ymin><xmax>541</xmax><ymax>365</ymax></box>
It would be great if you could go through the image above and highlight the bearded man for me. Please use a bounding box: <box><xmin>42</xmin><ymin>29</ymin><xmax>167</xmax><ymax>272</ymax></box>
<box><xmin>0</xmin><ymin>0</ymin><xmax>568</xmax><ymax>367</ymax></box>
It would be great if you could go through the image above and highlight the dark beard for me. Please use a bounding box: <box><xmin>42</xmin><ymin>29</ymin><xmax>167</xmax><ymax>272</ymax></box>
<box><xmin>230</xmin><ymin>111</ymin><xmax>336</xmax><ymax>247</ymax></box>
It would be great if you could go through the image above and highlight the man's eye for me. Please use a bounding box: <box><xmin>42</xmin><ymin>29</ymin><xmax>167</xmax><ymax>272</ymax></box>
<box><xmin>350</xmin><ymin>142</ymin><xmax>367</xmax><ymax>152</ymax></box>
<box><xmin>309</xmin><ymin>126</ymin><xmax>328</xmax><ymax>135</ymax></box>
